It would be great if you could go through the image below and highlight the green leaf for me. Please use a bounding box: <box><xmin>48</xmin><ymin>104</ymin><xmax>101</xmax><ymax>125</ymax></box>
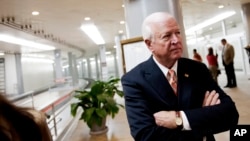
<box><xmin>116</xmin><ymin>90</ymin><xmax>124</xmax><ymax>97</ymax></box>
<box><xmin>83</xmin><ymin>107</ymin><xmax>95</xmax><ymax>121</ymax></box>
<box><xmin>97</xmin><ymin>94</ymin><xmax>107</xmax><ymax>102</ymax></box>
<box><xmin>91</xmin><ymin>81</ymin><xmax>104</xmax><ymax>95</ymax></box>
<box><xmin>70</xmin><ymin>103</ymin><xmax>79</xmax><ymax>117</ymax></box>
<box><xmin>95</xmin><ymin>108</ymin><xmax>107</xmax><ymax>118</ymax></box>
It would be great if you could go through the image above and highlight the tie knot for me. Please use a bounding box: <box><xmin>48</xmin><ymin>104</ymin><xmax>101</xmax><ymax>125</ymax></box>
<box><xmin>168</xmin><ymin>69</ymin><xmax>175</xmax><ymax>75</ymax></box>
<box><xmin>167</xmin><ymin>69</ymin><xmax>176</xmax><ymax>82</ymax></box>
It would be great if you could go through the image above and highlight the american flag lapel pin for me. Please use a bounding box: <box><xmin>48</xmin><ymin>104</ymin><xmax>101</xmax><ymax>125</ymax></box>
<box><xmin>184</xmin><ymin>73</ymin><xmax>189</xmax><ymax>77</ymax></box>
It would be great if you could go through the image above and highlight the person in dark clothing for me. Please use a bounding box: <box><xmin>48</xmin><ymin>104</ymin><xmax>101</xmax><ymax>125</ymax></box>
<box><xmin>121</xmin><ymin>12</ymin><xmax>239</xmax><ymax>141</ymax></box>
<box><xmin>221</xmin><ymin>38</ymin><xmax>237</xmax><ymax>88</ymax></box>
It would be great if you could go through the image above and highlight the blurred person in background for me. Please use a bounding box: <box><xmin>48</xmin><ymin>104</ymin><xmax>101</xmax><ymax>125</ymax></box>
<box><xmin>193</xmin><ymin>49</ymin><xmax>203</xmax><ymax>62</ymax></box>
<box><xmin>206</xmin><ymin>47</ymin><xmax>219</xmax><ymax>83</ymax></box>
<box><xmin>0</xmin><ymin>93</ymin><xmax>52</xmax><ymax>141</ymax></box>
<box><xmin>221</xmin><ymin>38</ymin><xmax>237</xmax><ymax>88</ymax></box>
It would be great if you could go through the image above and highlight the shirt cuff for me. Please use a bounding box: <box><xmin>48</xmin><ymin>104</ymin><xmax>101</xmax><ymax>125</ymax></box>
<box><xmin>180</xmin><ymin>111</ymin><xmax>191</xmax><ymax>130</ymax></box>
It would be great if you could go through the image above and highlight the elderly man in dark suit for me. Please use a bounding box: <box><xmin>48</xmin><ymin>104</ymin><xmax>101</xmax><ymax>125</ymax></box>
<box><xmin>121</xmin><ymin>12</ymin><xmax>238</xmax><ymax>141</ymax></box>
<box><xmin>221</xmin><ymin>38</ymin><xmax>237</xmax><ymax>88</ymax></box>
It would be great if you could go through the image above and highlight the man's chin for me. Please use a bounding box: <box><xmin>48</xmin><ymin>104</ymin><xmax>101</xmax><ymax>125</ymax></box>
<box><xmin>173</xmin><ymin>52</ymin><xmax>182</xmax><ymax>58</ymax></box>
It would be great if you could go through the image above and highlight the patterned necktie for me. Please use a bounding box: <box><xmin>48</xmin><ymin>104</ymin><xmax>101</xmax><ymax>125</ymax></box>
<box><xmin>167</xmin><ymin>69</ymin><xmax>177</xmax><ymax>95</ymax></box>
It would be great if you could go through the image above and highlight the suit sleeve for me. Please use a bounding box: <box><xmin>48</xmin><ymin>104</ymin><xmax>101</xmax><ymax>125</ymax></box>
<box><xmin>122</xmin><ymin>75</ymin><xmax>181</xmax><ymax>141</ymax></box>
<box><xmin>184</xmin><ymin>63</ymin><xmax>239</xmax><ymax>136</ymax></box>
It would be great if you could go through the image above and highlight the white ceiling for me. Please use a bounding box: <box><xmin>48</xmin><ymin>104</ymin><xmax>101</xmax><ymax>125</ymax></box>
<box><xmin>0</xmin><ymin>0</ymin><xmax>250</xmax><ymax>58</ymax></box>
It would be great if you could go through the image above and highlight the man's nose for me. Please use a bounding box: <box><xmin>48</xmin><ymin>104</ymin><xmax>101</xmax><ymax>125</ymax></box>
<box><xmin>171</xmin><ymin>34</ymin><xmax>179</xmax><ymax>44</ymax></box>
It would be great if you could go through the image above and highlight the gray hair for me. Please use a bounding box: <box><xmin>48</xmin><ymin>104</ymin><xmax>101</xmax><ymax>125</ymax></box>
<box><xmin>141</xmin><ymin>20</ymin><xmax>153</xmax><ymax>41</ymax></box>
<box><xmin>141</xmin><ymin>12</ymin><xmax>174</xmax><ymax>41</ymax></box>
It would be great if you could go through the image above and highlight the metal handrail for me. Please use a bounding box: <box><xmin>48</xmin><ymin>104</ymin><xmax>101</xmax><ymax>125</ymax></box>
<box><xmin>11</xmin><ymin>78</ymin><xmax>88</xmax><ymax>140</ymax></box>
<box><xmin>46</xmin><ymin>100</ymin><xmax>72</xmax><ymax>137</ymax></box>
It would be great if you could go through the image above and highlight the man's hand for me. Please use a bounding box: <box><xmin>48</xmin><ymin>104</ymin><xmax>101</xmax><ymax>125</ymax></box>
<box><xmin>154</xmin><ymin>90</ymin><xmax>220</xmax><ymax>129</ymax></box>
<box><xmin>153</xmin><ymin>111</ymin><xmax>176</xmax><ymax>129</ymax></box>
<box><xmin>203</xmin><ymin>90</ymin><xmax>221</xmax><ymax>107</ymax></box>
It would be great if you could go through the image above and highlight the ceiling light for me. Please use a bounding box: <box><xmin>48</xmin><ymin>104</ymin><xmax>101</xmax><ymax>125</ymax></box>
<box><xmin>122</xmin><ymin>4</ymin><xmax>124</xmax><ymax>8</ymax></box>
<box><xmin>120</xmin><ymin>21</ymin><xmax>125</xmax><ymax>24</ymax></box>
<box><xmin>22</xmin><ymin>57</ymin><xmax>54</xmax><ymax>63</ymax></box>
<box><xmin>84</xmin><ymin>17</ymin><xmax>91</xmax><ymax>21</ymax></box>
<box><xmin>32</xmin><ymin>11</ymin><xmax>39</xmax><ymax>16</ymax></box>
<box><xmin>119</xmin><ymin>30</ymin><xmax>123</xmax><ymax>34</ymax></box>
<box><xmin>80</xmin><ymin>24</ymin><xmax>105</xmax><ymax>45</ymax></box>
<box><xmin>0</xmin><ymin>52</ymin><xmax>4</xmax><ymax>56</ymax></box>
<box><xmin>186</xmin><ymin>11</ymin><xmax>236</xmax><ymax>35</ymax></box>
<box><xmin>0</xmin><ymin>34</ymin><xmax>56</xmax><ymax>50</ymax></box>
<box><xmin>218</xmin><ymin>5</ymin><xmax>224</xmax><ymax>9</ymax></box>
<box><xmin>105</xmin><ymin>51</ymin><xmax>111</xmax><ymax>54</ymax></box>
<box><xmin>63</xmin><ymin>65</ymin><xmax>69</xmax><ymax>68</ymax></box>
<box><xmin>113</xmin><ymin>45</ymin><xmax>117</xmax><ymax>48</ymax></box>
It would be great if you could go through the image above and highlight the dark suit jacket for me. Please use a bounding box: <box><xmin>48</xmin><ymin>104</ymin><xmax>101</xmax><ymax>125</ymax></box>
<box><xmin>121</xmin><ymin>57</ymin><xmax>239</xmax><ymax>141</ymax></box>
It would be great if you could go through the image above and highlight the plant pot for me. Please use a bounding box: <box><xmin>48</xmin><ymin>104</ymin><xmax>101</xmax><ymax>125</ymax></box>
<box><xmin>89</xmin><ymin>117</ymin><xmax>108</xmax><ymax>135</ymax></box>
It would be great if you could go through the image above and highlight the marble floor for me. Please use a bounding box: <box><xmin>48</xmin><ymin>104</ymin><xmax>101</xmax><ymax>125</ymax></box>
<box><xmin>69</xmin><ymin>72</ymin><xmax>250</xmax><ymax>141</ymax></box>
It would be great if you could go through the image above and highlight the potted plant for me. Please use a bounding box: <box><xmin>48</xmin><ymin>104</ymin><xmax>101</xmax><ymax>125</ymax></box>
<box><xmin>70</xmin><ymin>77</ymin><xmax>124</xmax><ymax>135</ymax></box>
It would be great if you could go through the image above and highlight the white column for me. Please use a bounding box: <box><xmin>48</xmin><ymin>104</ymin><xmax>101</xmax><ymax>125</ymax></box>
<box><xmin>241</xmin><ymin>2</ymin><xmax>250</xmax><ymax>75</ymax></box>
<box><xmin>221</xmin><ymin>20</ymin><xmax>227</xmax><ymax>36</ymax></box>
<box><xmin>86</xmin><ymin>58</ymin><xmax>92</xmax><ymax>78</ymax></box>
<box><xmin>115</xmin><ymin>34</ymin><xmax>126</xmax><ymax>77</ymax></box>
<box><xmin>15</xmin><ymin>53</ymin><xmax>24</xmax><ymax>94</ymax></box>
<box><xmin>99</xmin><ymin>45</ymin><xmax>108</xmax><ymax>80</ymax></box>
<box><xmin>54</xmin><ymin>49</ymin><xmax>63</xmax><ymax>79</ymax></box>
<box><xmin>95</xmin><ymin>54</ymin><xmax>100</xmax><ymax>80</ymax></box>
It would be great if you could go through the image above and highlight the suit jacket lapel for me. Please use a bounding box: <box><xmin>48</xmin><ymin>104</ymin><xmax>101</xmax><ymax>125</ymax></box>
<box><xmin>143</xmin><ymin>57</ymin><xmax>177</xmax><ymax>106</ymax></box>
<box><xmin>177</xmin><ymin>58</ymin><xmax>193</xmax><ymax>110</ymax></box>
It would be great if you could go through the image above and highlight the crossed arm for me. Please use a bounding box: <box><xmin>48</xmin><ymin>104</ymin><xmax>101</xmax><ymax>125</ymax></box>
<box><xmin>154</xmin><ymin>90</ymin><xmax>220</xmax><ymax>129</ymax></box>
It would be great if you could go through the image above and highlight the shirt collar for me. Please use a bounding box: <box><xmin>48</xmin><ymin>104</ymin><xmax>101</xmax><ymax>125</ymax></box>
<box><xmin>153</xmin><ymin>56</ymin><xmax>178</xmax><ymax>76</ymax></box>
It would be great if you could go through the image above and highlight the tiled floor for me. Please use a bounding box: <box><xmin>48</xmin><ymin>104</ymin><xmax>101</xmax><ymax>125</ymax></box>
<box><xmin>70</xmin><ymin>72</ymin><xmax>250</xmax><ymax>141</ymax></box>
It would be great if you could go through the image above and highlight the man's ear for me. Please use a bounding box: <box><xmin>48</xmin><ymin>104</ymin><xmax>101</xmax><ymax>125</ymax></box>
<box><xmin>145</xmin><ymin>39</ymin><xmax>150</xmax><ymax>46</ymax></box>
<box><xmin>145</xmin><ymin>39</ymin><xmax>153</xmax><ymax>51</ymax></box>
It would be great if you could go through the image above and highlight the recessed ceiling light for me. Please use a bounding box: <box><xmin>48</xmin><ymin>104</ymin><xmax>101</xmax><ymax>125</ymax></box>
<box><xmin>218</xmin><ymin>5</ymin><xmax>224</xmax><ymax>9</ymax></box>
<box><xmin>32</xmin><ymin>11</ymin><xmax>39</xmax><ymax>16</ymax></box>
<box><xmin>84</xmin><ymin>17</ymin><xmax>91</xmax><ymax>21</ymax></box>
<box><xmin>113</xmin><ymin>45</ymin><xmax>117</xmax><ymax>48</ymax></box>
<box><xmin>118</xmin><ymin>30</ymin><xmax>123</xmax><ymax>34</ymax></box>
<box><xmin>120</xmin><ymin>21</ymin><xmax>125</xmax><ymax>24</ymax></box>
<box><xmin>105</xmin><ymin>51</ymin><xmax>111</xmax><ymax>54</ymax></box>
<box><xmin>122</xmin><ymin>4</ymin><xmax>124</xmax><ymax>8</ymax></box>
<box><xmin>81</xmin><ymin>24</ymin><xmax>105</xmax><ymax>45</ymax></box>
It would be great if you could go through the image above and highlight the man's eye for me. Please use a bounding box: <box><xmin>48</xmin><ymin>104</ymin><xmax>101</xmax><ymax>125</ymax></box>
<box><xmin>163</xmin><ymin>34</ymin><xmax>171</xmax><ymax>39</ymax></box>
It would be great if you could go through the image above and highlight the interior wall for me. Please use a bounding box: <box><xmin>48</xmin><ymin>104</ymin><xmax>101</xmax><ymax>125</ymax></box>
<box><xmin>22</xmin><ymin>59</ymin><xmax>54</xmax><ymax>92</ymax></box>
<box><xmin>4</xmin><ymin>54</ymin><xmax>18</xmax><ymax>94</ymax></box>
